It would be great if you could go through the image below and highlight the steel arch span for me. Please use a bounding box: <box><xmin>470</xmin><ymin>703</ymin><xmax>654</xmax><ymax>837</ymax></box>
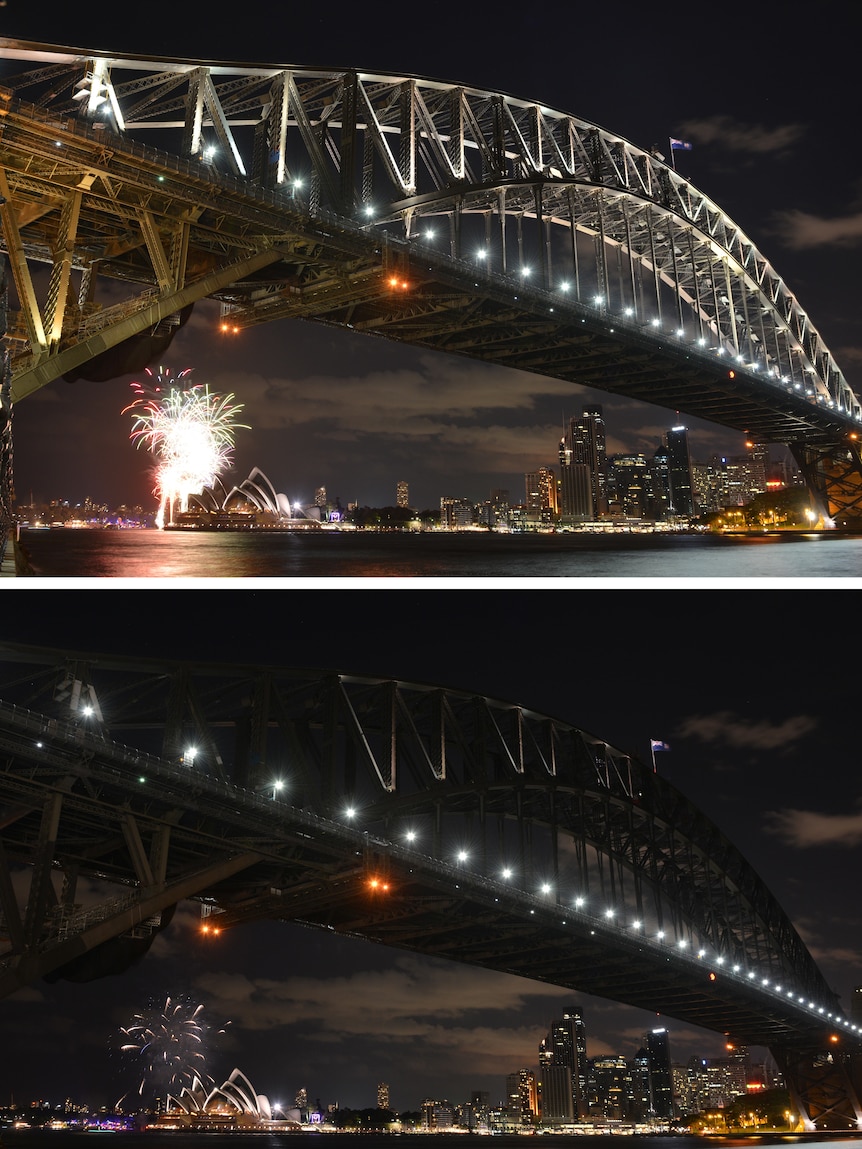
<box><xmin>0</xmin><ymin>643</ymin><xmax>860</xmax><ymax>1129</ymax></box>
<box><xmin>0</xmin><ymin>42</ymin><xmax>861</xmax><ymax>523</ymax></box>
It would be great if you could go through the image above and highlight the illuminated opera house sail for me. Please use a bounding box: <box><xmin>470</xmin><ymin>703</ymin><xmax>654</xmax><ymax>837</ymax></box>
<box><xmin>161</xmin><ymin>1067</ymin><xmax>300</xmax><ymax>1128</ymax></box>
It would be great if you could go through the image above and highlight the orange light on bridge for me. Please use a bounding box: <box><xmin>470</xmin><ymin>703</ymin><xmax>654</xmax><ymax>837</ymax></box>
<box><xmin>709</xmin><ymin>971</ymin><xmax>717</xmax><ymax>981</ymax></box>
<box><xmin>367</xmin><ymin>876</ymin><xmax>391</xmax><ymax>893</ymax></box>
<box><xmin>386</xmin><ymin>276</ymin><xmax>410</xmax><ymax>290</ymax></box>
<box><xmin>219</xmin><ymin>322</ymin><xmax>241</xmax><ymax>334</ymax></box>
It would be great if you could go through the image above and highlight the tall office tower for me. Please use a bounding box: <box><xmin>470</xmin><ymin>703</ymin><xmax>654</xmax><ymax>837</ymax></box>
<box><xmin>645</xmin><ymin>1028</ymin><xmax>675</xmax><ymax>1119</ymax></box>
<box><xmin>664</xmin><ymin>425</ymin><xmax>694</xmax><ymax>517</ymax></box>
<box><xmin>540</xmin><ymin>1065</ymin><xmax>574</xmax><ymax>1124</ymax></box>
<box><xmin>745</xmin><ymin>441</ymin><xmax>769</xmax><ymax>496</ymax></box>
<box><xmin>525</xmin><ymin>467</ymin><xmax>558</xmax><ymax>518</ymax></box>
<box><xmin>314</xmin><ymin>487</ymin><xmax>327</xmax><ymax>507</ymax></box>
<box><xmin>562</xmin><ymin>406</ymin><xmax>609</xmax><ymax>517</ymax></box>
<box><xmin>541</xmin><ymin>1009</ymin><xmax>589</xmax><ymax>1120</ymax></box>
<box><xmin>558</xmin><ymin>435</ymin><xmax>593</xmax><ymax>522</ymax></box>
<box><xmin>396</xmin><ymin>480</ymin><xmax>409</xmax><ymax>508</ymax></box>
<box><xmin>506</xmin><ymin>1069</ymin><xmax>538</xmax><ymax>1125</ymax></box>
<box><xmin>609</xmin><ymin>454</ymin><xmax>651</xmax><ymax>519</ymax></box>
<box><xmin>377</xmin><ymin>1082</ymin><xmax>390</xmax><ymax>1110</ymax></box>
<box><xmin>649</xmin><ymin>446</ymin><xmax>672</xmax><ymax>519</ymax></box>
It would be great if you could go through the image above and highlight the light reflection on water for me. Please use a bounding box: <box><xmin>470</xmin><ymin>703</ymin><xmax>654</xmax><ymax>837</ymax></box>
<box><xmin>15</xmin><ymin>528</ymin><xmax>862</xmax><ymax>581</ymax></box>
<box><xmin>2</xmin><ymin>1133</ymin><xmax>861</xmax><ymax>1149</ymax></box>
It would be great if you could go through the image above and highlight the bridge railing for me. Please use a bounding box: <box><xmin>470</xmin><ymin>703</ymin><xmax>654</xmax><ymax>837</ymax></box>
<box><xmin>2</xmin><ymin>85</ymin><xmax>858</xmax><ymax>423</ymax></box>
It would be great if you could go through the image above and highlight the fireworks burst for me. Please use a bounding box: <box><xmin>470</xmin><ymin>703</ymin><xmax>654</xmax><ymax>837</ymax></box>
<box><xmin>115</xmin><ymin>994</ymin><xmax>228</xmax><ymax>1105</ymax></box>
<box><xmin>124</xmin><ymin>367</ymin><xmax>249</xmax><ymax>529</ymax></box>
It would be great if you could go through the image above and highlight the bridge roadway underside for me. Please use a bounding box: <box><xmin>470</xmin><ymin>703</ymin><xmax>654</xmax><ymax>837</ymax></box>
<box><xmin>208</xmin><ymin>854</ymin><xmax>833</xmax><ymax>1052</ymax></box>
<box><xmin>0</xmin><ymin>86</ymin><xmax>849</xmax><ymax>450</ymax></box>
<box><xmin>0</xmin><ymin>722</ymin><xmax>842</xmax><ymax>1053</ymax></box>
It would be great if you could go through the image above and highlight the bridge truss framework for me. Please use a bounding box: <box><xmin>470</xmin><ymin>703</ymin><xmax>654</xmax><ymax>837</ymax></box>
<box><xmin>0</xmin><ymin>42</ymin><xmax>861</xmax><ymax>525</ymax></box>
<box><xmin>0</xmin><ymin>644</ymin><xmax>860</xmax><ymax>1128</ymax></box>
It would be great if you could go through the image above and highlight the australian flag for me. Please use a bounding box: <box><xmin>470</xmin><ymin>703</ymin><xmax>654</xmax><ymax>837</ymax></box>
<box><xmin>669</xmin><ymin>138</ymin><xmax>693</xmax><ymax>151</ymax></box>
<box><xmin>650</xmin><ymin>739</ymin><xmax>671</xmax><ymax>752</ymax></box>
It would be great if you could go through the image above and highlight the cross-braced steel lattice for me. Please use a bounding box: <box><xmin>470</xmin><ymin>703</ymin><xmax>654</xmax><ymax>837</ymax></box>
<box><xmin>1</xmin><ymin>643</ymin><xmax>860</xmax><ymax>1130</ymax></box>
<box><xmin>0</xmin><ymin>42</ymin><xmax>861</xmax><ymax>519</ymax></box>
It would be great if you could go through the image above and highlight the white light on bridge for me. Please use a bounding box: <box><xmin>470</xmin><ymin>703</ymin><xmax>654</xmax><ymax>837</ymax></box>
<box><xmin>502</xmin><ymin>867</ymin><xmax>513</xmax><ymax>879</ymax></box>
<box><xmin>344</xmin><ymin>806</ymin><xmax>356</xmax><ymax>819</ymax></box>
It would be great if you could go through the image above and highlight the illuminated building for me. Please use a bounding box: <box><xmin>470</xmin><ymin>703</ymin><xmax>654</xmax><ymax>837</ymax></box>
<box><xmin>506</xmin><ymin>1069</ymin><xmax>538</xmax><ymax>1125</ymax></box>
<box><xmin>608</xmin><ymin>454</ymin><xmax>650</xmax><ymax>519</ymax></box>
<box><xmin>314</xmin><ymin>486</ymin><xmax>327</xmax><ymax>507</ymax></box>
<box><xmin>539</xmin><ymin>1008</ymin><xmax>588</xmax><ymax>1119</ymax></box>
<box><xmin>664</xmin><ymin>426</ymin><xmax>694</xmax><ymax>517</ymax></box>
<box><xmin>539</xmin><ymin>1065</ymin><xmax>574</xmax><ymax>1124</ymax></box>
<box><xmin>396</xmin><ymin>480</ymin><xmax>409</xmax><ymax>508</ymax></box>
<box><xmin>645</xmin><ymin>1028</ymin><xmax>675</xmax><ymax>1119</ymax></box>
<box><xmin>440</xmin><ymin>496</ymin><xmax>473</xmax><ymax>529</ymax></box>
<box><xmin>559</xmin><ymin>407</ymin><xmax>608</xmax><ymax>518</ymax></box>
<box><xmin>377</xmin><ymin>1083</ymin><xmax>390</xmax><ymax>1110</ymax></box>
<box><xmin>524</xmin><ymin>467</ymin><xmax>558</xmax><ymax>522</ymax></box>
<box><xmin>161</xmin><ymin>1068</ymin><xmax>292</xmax><ymax>1128</ymax></box>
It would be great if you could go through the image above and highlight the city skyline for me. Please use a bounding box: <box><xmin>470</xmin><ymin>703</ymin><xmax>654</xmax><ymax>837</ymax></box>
<box><xmin>2</xmin><ymin>593</ymin><xmax>861</xmax><ymax>1110</ymax></box>
<box><xmin>3</xmin><ymin>0</ymin><xmax>859</xmax><ymax>510</ymax></box>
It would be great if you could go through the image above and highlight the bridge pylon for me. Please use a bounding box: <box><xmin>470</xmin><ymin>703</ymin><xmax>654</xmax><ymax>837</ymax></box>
<box><xmin>772</xmin><ymin>1043</ymin><xmax>862</xmax><ymax>1131</ymax></box>
<box><xmin>791</xmin><ymin>440</ymin><xmax>862</xmax><ymax>528</ymax></box>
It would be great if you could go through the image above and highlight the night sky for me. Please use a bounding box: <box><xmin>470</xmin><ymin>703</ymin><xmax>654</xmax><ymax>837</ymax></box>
<box><xmin>3</xmin><ymin>0</ymin><xmax>861</xmax><ymax>510</ymax></box>
<box><xmin>2</xmin><ymin>590</ymin><xmax>861</xmax><ymax>1112</ymax></box>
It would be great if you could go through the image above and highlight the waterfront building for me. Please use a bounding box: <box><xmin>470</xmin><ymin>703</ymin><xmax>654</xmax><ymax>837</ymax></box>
<box><xmin>314</xmin><ymin>486</ymin><xmax>327</xmax><ymax>507</ymax></box>
<box><xmin>560</xmin><ymin>406</ymin><xmax>609</xmax><ymax>518</ymax></box>
<box><xmin>557</xmin><ymin>433</ymin><xmax>593</xmax><ymax>522</ymax></box>
<box><xmin>524</xmin><ymin>467</ymin><xmax>558</xmax><ymax>522</ymax></box>
<box><xmin>377</xmin><ymin>1083</ymin><xmax>390</xmax><ymax>1110</ymax></box>
<box><xmin>645</xmin><ymin>1028</ymin><xmax>675</xmax><ymax>1119</ymax></box>
<box><xmin>539</xmin><ymin>1009</ymin><xmax>589</xmax><ymax>1120</ymax></box>
<box><xmin>440</xmin><ymin>496</ymin><xmax>473</xmax><ymax>529</ymax></box>
<box><xmin>539</xmin><ymin>1064</ymin><xmax>574</xmax><ymax>1124</ymax></box>
<box><xmin>608</xmin><ymin>454</ymin><xmax>651</xmax><ymax>519</ymax></box>
<box><xmin>506</xmin><ymin>1068</ymin><xmax>538</xmax><ymax>1126</ymax></box>
<box><xmin>664</xmin><ymin>426</ymin><xmax>694</xmax><ymax>517</ymax></box>
<box><xmin>396</xmin><ymin>480</ymin><xmax>409</xmax><ymax>508</ymax></box>
<box><xmin>589</xmin><ymin>1056</ymin><xmax>631</xmax><ymax>1121</ymax></box>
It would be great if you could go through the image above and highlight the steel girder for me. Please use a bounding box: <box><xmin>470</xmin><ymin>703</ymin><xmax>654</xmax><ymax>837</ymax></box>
<box><xmin>3</xmin><ymin>645</ymin><xmax>862</xmax><ymax>1127</ymax></box>
<box><xmin>0</xmin><ymin>40</ymin><xmax>858</xmax><ymax>454</ymax></box>
<box><xmin>0</xmin><ymin>644</ymin><xmax>852</xmax><ymax>1039</ymax></box>
<box><xmin>790</xmin><ymin>441</ymin><xmax>862</xmax><ymax>527</ymax></box>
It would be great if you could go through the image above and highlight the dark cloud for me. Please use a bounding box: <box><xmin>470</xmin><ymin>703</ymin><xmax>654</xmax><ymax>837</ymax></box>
<box><xmin>675</xmin><ymin>115</ymin><xmax>806</xmax><ymax>155</ymax></box>
<box><xmin>675</xmin><ymin>710</ymin><xmax>819</xmax><ymax>750</ymax></box>
<box><xmin>764</xmin><ymin>806</ymin><xmax>862</xmax><ymax>848</ymax></box>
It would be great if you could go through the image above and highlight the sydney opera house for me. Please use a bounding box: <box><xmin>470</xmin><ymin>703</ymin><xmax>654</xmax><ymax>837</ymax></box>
<box><xmin>176</xmin><ymin>466</ymin><xmax>330</xmax><ymax>530</ymax></box>
<box><xmin>156</xmin><ymin>1068</ymin><xmax>303</xmax><ymax>1130</ymax></box>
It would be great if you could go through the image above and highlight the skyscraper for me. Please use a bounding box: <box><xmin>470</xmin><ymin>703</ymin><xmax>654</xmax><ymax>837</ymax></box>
<box><xmin>664</xmin><ymin>425</ymin><xmax>694</xmax><ymax>517</ymax></box>
<box><xmin>539</xmin><ymin>1009</ymin><xmax>589</xmax><ymax>1120</ymax></box>
<box><xmin>396</xmin><ymin>480</ymin><xmax>409</xmax><ymax>508</ymax></box>
<box><xmin>567</xmin><ymin>409</ymin><xmax>616</xmax><ymax>517</ymax></box>
<box><xmin>525</xmin><ymin>467</ymin><xmax>558</xmax><ymax>520</ymax></box>
<box><xmin>645</xmin><ymin>1028</ymin><xmax>674</xmax><ymax>1119</ymax></box>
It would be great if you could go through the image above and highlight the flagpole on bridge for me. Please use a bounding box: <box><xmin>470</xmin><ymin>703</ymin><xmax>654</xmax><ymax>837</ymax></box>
<box><xmin>650</xmin><ymin>739</ymin><xmax>670</xmax><ymax>772</ymax></box>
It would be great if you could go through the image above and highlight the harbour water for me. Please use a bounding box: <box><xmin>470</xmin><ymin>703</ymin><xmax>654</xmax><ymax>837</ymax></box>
<box><xmin>13</xmin><ymin>527</ymin><xmax>862</xmax><ymax>581</ymax></box>
<box><xmin>2</xmin><ymin>1133</ymin><xmax>860</xmax><ymax>1149</ymax></box>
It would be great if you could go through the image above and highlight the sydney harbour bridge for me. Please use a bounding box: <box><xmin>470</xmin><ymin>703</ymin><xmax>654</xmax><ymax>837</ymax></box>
<box><xmin>0</xmin><ymin>39</ymin><xmax>862</xmax><ymax>549</ymax></box>
<box><xmin>0</xmin><ymin>641</ymin><xmax>860</xmax><ymax>1129</ymax></box>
